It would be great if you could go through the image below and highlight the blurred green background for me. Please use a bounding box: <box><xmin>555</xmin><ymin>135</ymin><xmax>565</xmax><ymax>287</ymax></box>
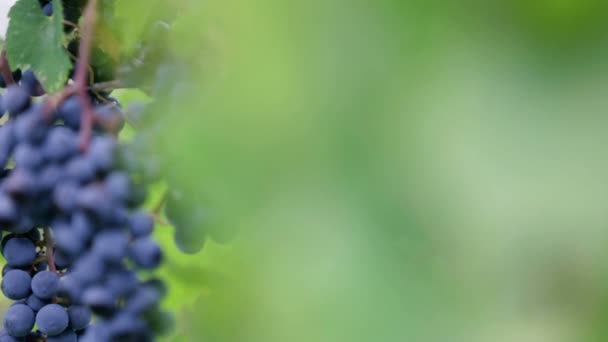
<box><xmin>9</xmin><ymin>0</ymin><xmax>608</xmax><ymax>341</ymax></box>
<box><xmin>117</xmin><ymin>0</ymin><xmax>608</xmax><ymax>341</ymax></box>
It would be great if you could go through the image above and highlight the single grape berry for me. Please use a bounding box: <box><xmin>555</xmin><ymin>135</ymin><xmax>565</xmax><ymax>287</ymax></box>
<box><xmin>82</xmin><ymin>286</ymin><xmax>116</xmax><ymax>316</ymax></box>
<box><xmin>70</xmin><ymin>211</ymin><xmax>94</xmax><ymax>242</ymax></box>
<box><xmin>87</xmin><ymin>135</ymin><xmax>115</xmax><ymax>172</ymax></box>
<box><xmin>0</xmin><ymin>195</ymin><xmax>17</xmax><ymax>226</ymax></box>
<box><xmin>31</xmin><ymin>271</ymin><xmax>60</xmax><ymax>299</ymax></box>
<box><xmin>0</xmin><ymin>328</ymin><xmax>23</xmax><ymax>341</ymax></box>
<box><xmin>13</xmin><ymin>144</ymin><xmax>44</xmax><ymax>170</ymax></box>
<box><xmin>53</xmin><ymin>181</ymin><xmax>80</xmax><ymax>213</ymax></box>
<box><xmin>129</xmin><ymin>211</ymin><xmax>154</xmax><ymax>237</ymax></box>
<box><xmin>39</xmin><ymin>165</ymin><xmax>63</xmax><ymax>192</ymax></box>
<box><xmin>105</xmin><ymin>269</ymin><xmax>138</xmax><ymax>298</ymax></box>
<box><xmin>124</xmin><ymin>286</ymin><xmax>161</xmax><ymax>315</ymax></box>
<box><xmin>43</xmin><ymin>127</ymin><xmax>78</xmax><ymax>162</ymax></box>
<box><xmin>67</xmin><ymin>305</ymin><xmax>91</xmax><ymax>331</ymax></box>
<box><xmin>3</xmin><ymin>169</ymin><xmax>38</xmax><ymax>199</ymax></box>
<box><xmin>77</xmin><ymin>324</ymin><xmax>110</xmax><ymax>342</ymax></box>
<box><xmin>1</xmin><ymin>270</ymin><xmax>31</xmax><ymax>300</ymax></box>
<box><xmin>36</xmin><ymin>304</ymin><xmax>69</xmax><ymax>336</ymax></box>
<box><xmin>53</xmin><ymin>251</ymin><xmax>73</xmax><ymax>270</ymax></box>
<box><xmin>42</xmin><ymin>3</ymin><xmax>53</xmax><ymax>16</ymax></box>
<box><xmin>94</xmin><ymin>105</ymin><xmax>125</xmax><ymax>134</ymax></box>
<box><xmin>56</xmin><ymin>96</ymin><xmax>82</xmax><ymax>130</ymax></box>
<box><xmin>14</xmin><ymin>108</ymin><xmax>48</xmax><ymax>144</ymax></box>
<box><xmin>129</xmin><ymin>237</ymin><xmax>163</xmax><ymax>269</ymax></box>
<box><xmin>3</xmin><ymin>238</ymin><xmax>36</xmax><ymax>268</ymax></box>
<box><xmin>26</xmin><ymin>294</ymin><xmax>48</xmax><ymax>312</ymax></box>
<box><xmin>76</xmin><ymin>185</ymin><xmax>113</xmax><ymax>219</ymax></box>
<box><xmin>57</xmin><ymin>276</ymin><xmax>82</xmax><ymax>302</ymax></box>
<box><xmin>2</xmin><ymin>86</ymin><xmax>30</xmax><ymax>115</ymax></box>
<box><xmin>105</xmin><ymin>171</ymin><xmax>130</xmax><ymax>203</ymax></box>
<box><xmin>3</xmin><ymin>304</ymin><xmax>35</xmax><ymax>337</ymax></box>
<box><xmin>53</xmin><ymin>225</ymin><xmax>85</xmax><ymax>256</ymax></box>
<box><xmin>20</xmin><ymin>70</ymin><xmax>44</xmax><ymax>96</ymax></box>
<box><xmin>143</xmin><ymin>278</ymin><xmax>168</xmax><ymax>298</ymax></box>
<box><xmin>47</xmin><ymin>329</ymin><xmax>77</xmax><ymax>342</ymax></box>
<box><xmin>70</xmin><ymin>254</ymin><xmax>105</xmax><ymax>285</ymax></box>
<box><xmin>1</xmin><ymin>264</ymin><xmax>16</xmax><ymax>277</ymax></box>
<box><xmin>64</xmin><ymin>157</ymin><xmax>96</xmax><ymax>184</ymax></box>
<box><xmin>91</xmin><ymin>231</ymin><xmax>128</xmax><ymax>263</ymax></box>
<box><xmin>106</xmin><ymin>312</ymin><xmax>147</xmax><ymax>340</ymax></box>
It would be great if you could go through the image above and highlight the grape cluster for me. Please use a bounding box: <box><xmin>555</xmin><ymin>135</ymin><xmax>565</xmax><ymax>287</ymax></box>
<box><xmin>0</xmin><ymin>76</ymin><xmax>170</xmax><ymax>341</ymax></box>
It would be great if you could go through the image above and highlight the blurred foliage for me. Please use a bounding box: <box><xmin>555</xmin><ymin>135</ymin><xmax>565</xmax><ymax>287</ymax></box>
<box><xmin>114</xmin><ymin>0</ymin><xmax>608</xmax><ymax>341</ymax></box>
<box><xmin>3</xmin><ymin>0</ymin><xmax>608</xmax><ymax>341</ymax></box>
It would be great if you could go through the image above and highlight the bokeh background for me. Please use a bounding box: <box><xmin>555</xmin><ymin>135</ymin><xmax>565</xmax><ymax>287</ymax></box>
<box><xmin>5</xmin><ymin>0</ymin><xmax>608</xmax><ymax>341</ymax></box>
<box><xmin>0</xmin><ymin>1</ymin><xmax>16</xmax><ymax>34</ymax></box>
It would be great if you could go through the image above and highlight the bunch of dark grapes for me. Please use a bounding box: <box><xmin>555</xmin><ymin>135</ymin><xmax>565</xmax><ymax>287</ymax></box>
<box><xmin>0</xmin><ymin>74</ymin><xmax>171</xmax><ymax>341</ymax></box>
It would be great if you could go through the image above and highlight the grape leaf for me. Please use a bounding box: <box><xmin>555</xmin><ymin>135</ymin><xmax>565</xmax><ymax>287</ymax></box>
<box><xmin>6</xmin><ymin>0</ymin><xmax>70</xmax><ymax>92</ymax></box>
<box><xmin>114</xmin><ymin>0</ymin><xmax>176</xmax><ymax>54</ymax></box>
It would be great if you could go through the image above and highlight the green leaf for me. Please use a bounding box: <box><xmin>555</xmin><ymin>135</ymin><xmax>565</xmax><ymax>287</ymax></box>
<box><xmin>114</xmin><ymin>0</ymin><xmax>176</xmax><ymax>54</ymax></box>
<box><xmin>6</xmin><ymin>0</ymin><xmax>70</xmax><ymax>92</ymax></box>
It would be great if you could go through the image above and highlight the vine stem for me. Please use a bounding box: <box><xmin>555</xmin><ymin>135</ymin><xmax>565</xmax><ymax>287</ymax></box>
<box><xmin>75</xmin><ymin>0</ymin><xmax>99</xmax><ymax>151</ymax></box>
<box><xmin>151</xmin><ymin>189</ymin><xmax>170</xmax><ymax>225</ymax></box>
<box><xmin>89</xmin><ymin>79</ymin><xmax>126</xmax><ymax>92</ymax></box>
<box><xmin>33</xmin><ymin>255</ymin><xmax>47</xmax><ymax>264</ymax></box>
<box><xmin>43</xmin><ymin>227</ymin><xmax>57</xmax><ymax>274</ymax></box>
<box><xmin>0</xmin><ymin>50</ymin><xmax>15</xmax><ymax>85</ymax></box>
<box><xmin>63</xmin><ymin>19</ymin><xmax>79</xmax><ymax>31</ymax></box>
<box><xmin>153</xmin><ymin>189</ymin><xmax>169</xmax><ymax>215</ymax></box>
<box><xmin>152</xmin><ymin>214</ymin><xmax>170</xmax><ymax>226</ymax></box>
<box><xmin>43</xmin><ymin>86</ymin><xmax>76</xmax><ymax>119</ymax></box>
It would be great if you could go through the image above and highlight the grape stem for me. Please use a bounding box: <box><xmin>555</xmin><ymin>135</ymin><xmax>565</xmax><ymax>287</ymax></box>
<box><xmin>33</xmin><ymin>255</ymin><xmax>47</xmax><ymax>264</ymax></box>
<box><xmin>153</xmin><ymin>189</ymin><xmax>169</xmax><ymax>214</ymax></box>
<box><xmin>43</xmin><ymin>86</ymin><xmax>77</xmax><ymax>120</ymax></box>
<box><xmin>0</xmin><ymin>50</ymin><xmax>15</xmax><ymax>85</ymax></box>
<box><xmin>43</xmin><ymin>227</ymin><xmax>58</xmax><ymax>274</ymax></box>
<box><xmin>63</xmin><ymin>19</ymin><xmax>80</xmax><ymax>32</ymax></box>
<box><xmin>151</xmin><ymin>189</ymin><xmax>170</xmax><ymax>225</ymax></box>
<box><xmin>89</xmin><ymin>79</ymin><xmax>126</xmax><ymax>92</ymax></box>
<box><xmin>74</xmin><ymin>0</ymin><xmax>99</xmax><ymax>152</ymax></box>
<box><xmin>152</xmin><ymin>214</ymin><xmax>170</xmax><ymax>226</ymax></box>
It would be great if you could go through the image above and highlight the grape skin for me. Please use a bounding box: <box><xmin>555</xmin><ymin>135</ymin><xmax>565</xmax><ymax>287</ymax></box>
<box><xmin>31</xmin><ymin>271</ymin><xmax>60</xmax><ymax>300</ymax></box>
<box><xmin>3</xmin><ymin>304</ymin><xmax>34</xmax><ymax>337</ymax></box>
<box><xmin>42</xmin><ymin>3</ymin><xmax>53</xmax><ymax>17</ymax></box>
<box><xmin>25</xmin><ymin>294</ymin><xmax>48</xmax><ymax>312</ymax></box>
<box><xmin>66</xmin><ymin>305</ymin><xmax>91</xmax><ymax>331</ymax></box>
<box><xmin>3</xmin><ymin>238</ymin><xmax>36</xmax><ymax>268</ymax></box>
<box><xmin>46</xmin><ymin>329</ymin><xmax>77</xmax><ymax>342</ymax></box>
<box><xmin>130</xmin><ymin>237</ymin><xmax>163</xmax><ymax>269</ymax></box>
<box><xmin>36</xmin><ymin>304</ymin><xmax>69</xmax><ymax>336</ymax></box>
<box><xmin>1</xmin><ymin>270</ymin><xmax>32</xmax><ymax>301</ymax></box>
<box><xmin>2</xmin><ymin>86</ymin><xmax>30</xmax><ymax>115</ymax></box>
<box><xmin>129</xmin><ymin>211</ymin><xmax>154</xmax><ymax>237</ymax></box>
